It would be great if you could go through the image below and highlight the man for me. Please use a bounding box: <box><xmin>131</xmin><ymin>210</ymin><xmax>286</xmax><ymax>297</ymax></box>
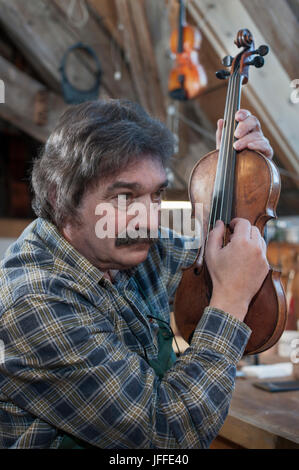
<box><xmin>0</xmin><ymin>99</ymin><xmax>271</xmax><ymax>449</ymax></box>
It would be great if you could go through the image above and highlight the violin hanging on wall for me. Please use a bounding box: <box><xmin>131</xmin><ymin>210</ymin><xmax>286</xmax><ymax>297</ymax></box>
<box><xmin>168</xmin><ymin>0</ymin><xmax>207</xmax><ymax>100</ymax></box>
<box><xmin>174</xmin><ymin>29</ymin><xmax>287</xmax><ymax>355</ymax></box>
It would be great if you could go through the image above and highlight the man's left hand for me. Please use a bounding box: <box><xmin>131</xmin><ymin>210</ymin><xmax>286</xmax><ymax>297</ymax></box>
<box><xmin>216</xmin><ymin>109</ymin><xmax>273</xmax><ymax>160</ymax></box>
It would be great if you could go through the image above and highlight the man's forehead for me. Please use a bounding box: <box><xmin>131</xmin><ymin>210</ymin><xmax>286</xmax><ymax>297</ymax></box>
<box><xmin>103</xmin><ymin>159</ymin><xmax>168</xmax><ymax>193</ymax></box>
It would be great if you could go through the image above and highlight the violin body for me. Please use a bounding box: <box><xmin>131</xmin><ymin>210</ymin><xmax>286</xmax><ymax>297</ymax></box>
<box><xmin>168</xmin><ymin>2</ymin><xmax>207</xmax><ymax>100</ymax></box>
<box><xmin>170</xmin><ymin>24</ymin><xmax>202</xmax><ymax>54</ymax></box>
<box><xmin>174</xmin><ymin>148</ymin><xmax>287</xmax><ymax>355</ymax></box>
<box><xmin>168</xmin><ymin>56</ymin><xmax>207</xmax><ymax>101</ymax></box>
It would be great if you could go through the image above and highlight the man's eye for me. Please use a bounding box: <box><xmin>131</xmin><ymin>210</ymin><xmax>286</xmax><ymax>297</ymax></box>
<box><xmin>117</xmin><ymin>194</ymin><xmax>134</xmax><ymax>207</ymax></box>
<box><xmin>152</xmin><ymin>190</ymin><xmax>164</xmax><ymax>202</ymax></box>
<box><xmin>118</xmin><ymin>193</ymin><xmax>133</xmax><ymax>200</ymax></box>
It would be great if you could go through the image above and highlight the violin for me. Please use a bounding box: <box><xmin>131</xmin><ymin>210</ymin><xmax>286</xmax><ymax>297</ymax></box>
<box><xmin>168</xmin><ymin>0</ymin><xmax>207</xmax><ymax>100</ymax></box>
<box><xmin>174</xmin><ymin>29</ymin><xmax>287</xmax><ymax>355</ymax></box>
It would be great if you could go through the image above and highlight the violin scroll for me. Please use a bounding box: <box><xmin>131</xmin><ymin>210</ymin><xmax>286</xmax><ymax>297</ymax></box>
<box><xmin>234</xmin><ymin>29</ymin><xmax>253</xmax><ymax>48</ymax></box>
<box><xmin>216</xmin><ymin>29</ymin><xmax>270</xmax><ymax>85</ymax></box>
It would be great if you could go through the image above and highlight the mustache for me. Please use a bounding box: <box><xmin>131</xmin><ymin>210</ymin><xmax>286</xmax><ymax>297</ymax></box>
<box><xmin>115</xmin><ymin>228</ymin><xmax>159</xmax><ymax>247</ymax></box>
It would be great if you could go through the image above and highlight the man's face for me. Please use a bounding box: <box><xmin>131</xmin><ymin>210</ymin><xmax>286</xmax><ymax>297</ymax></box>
<box><xmin>62</xmin><ymin>157</ymin><xmax>168</xmax><ymax>271</ymax></box>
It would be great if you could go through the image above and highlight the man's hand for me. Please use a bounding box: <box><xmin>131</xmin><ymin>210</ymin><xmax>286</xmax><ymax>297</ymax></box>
<box><xmin>216</xmin><ymin>109</ymin><xmax>273</xmax><ymax>160</ymax></box>
<box><xmin>205</xmin><ymin>218</ymin><xmax>269</xmax><ymax>322</ymax></box>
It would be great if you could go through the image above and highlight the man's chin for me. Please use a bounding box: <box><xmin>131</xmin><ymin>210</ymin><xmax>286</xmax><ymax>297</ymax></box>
<box><xmin>115</xmin><ymin>238</ymin><xmax>155</xmax><ymax>248</ymax></box>
<box><xmin>116</xmin><ymin>242</ymin><xmax>151</xmax><ymax>266</ymax></box>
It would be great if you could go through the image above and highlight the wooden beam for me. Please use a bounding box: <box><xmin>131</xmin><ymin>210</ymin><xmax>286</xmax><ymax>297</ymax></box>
<box><xmin>127</xmin><ymin>0</ymin><xmax>166</xmax><ymax>120</ymax></box>
<box><xmin>0</xmin><ymin>54</ymin><xmax>66</xmax><ymax>142</ymax></box>
<box><xmin>0</xmin><ymin>218</ymin><xmax>33</xmax><ymax>238</ymax></box>
<box><xmin>189</xmin><ymin>0</ymin><xmax>299</xmax><ymax>184</ymax></box>
<box><xmin>55</xmin><ymin>0</ymin><xmax>137</xmax><ymax>100</ymax></box>
<box><xmin>0</xmin><ymin>0</ymin><xmax>86</xmax><ymax>93</ymax></box>
<box><xmin>0</xmin><ymin>0</ymin><xmax>136</xmax><ymax>101</ymax></box>
<box><xmin>144</xmin><ymin>0</ymin><xmax>172</xmax><ymax>101</ymax></box>
<box><xmin>241</xmin><ymin>0</ymin><xmax>299</xmax><ymax>80</ymax></box>
<box><xmin>115</xmin><ymin>0</ymin><xmax>151</xmax><ymax>112</ymax></box>
<box><xmin>87</xmin><ymin>0</ymin><xmax>123</xmax><ymax>47</ymax></box>
<box><xmin>286</xmin><ymin>0</ymin><xmax>299</xmax><ymax>20</ymax></box>
<box><xmin>88</xmin><ymin>0</ymin><xmax>167</xmax><ymax>115</ymax></box>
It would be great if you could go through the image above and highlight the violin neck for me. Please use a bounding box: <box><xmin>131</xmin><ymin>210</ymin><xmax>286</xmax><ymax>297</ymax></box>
<box><xmin>178</xmin><ymin>0</ymin><xmax>186</xmax><ymax>53</ymax></box>
<box><xmin>209</xmin><ymin>71</ymin><xmax>242</xmax><ymax>229</ymax></box>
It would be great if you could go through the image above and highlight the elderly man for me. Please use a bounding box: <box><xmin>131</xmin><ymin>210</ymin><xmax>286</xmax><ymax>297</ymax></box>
<box><xmin>0</xmin><ymin>99</ymin><xmax>270</xmax><ymax>449</ymax></box>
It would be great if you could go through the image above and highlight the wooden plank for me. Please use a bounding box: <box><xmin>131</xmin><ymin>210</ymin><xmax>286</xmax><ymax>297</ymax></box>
<box><xmin>144</xmin><ymin>0</ymin><xmax>172</xmax><ymax>99</ymax></box>
<box><xmin>115</xmin><ymin>0</ymin><xmax>150</xmax><ymax>112</ymax></box>
<box><xmin>241</xmin><ymin>0</ymin><xmax>299</xmax><ymax>79</ymax></box>
<box><xmin>87</xmin><ymin>0</ymin><xmax>123</xmax><ymax>47</ymax></box>
<box><xmin>0</xmin><ymin>0</ymin><xmax>88</xmax><ymax>93</ymax></box>
<box><xmin>0</xmin><ymin>54</ymin><xmax>66</xmax><ymax>142</ymax></box>
<box><xmin>0</xmin><ymin>37</ymin><xmax>14</xmax><ymax>61</ymax></box>
<box><xmin>219</xmin><ymin>414</ymin><xmax>287</xmax><ymax>449</ymax></box>
<box><xmin>210</xmin><ymin>435</ymin><xmax>244</xmax><ymax>449</ymax></box>
<box><xmin>189</xmin><ymin>0</ymin><xmax>299</xmax><ymax>184</ymax></box>
<box><xmin>286</xmin><ymin>0</ymin><xmax>299</xmax><ymax>20</ymax></box>
<box><xmin>0</xmin><ymin>218</ymin><xmax>33</xmax><ymax>238</ymax></box>
<box><xmin>0</xmin><ymin>0</ymin><xmax>136</xmax><ymax>101</ymax></box>
<box><xmin>127</xmin><ymin>0</ymin><xmax>166</xmax><ymax>120</ymax></box>
<box><xmin>55</xmin><ymin>0</ymin><xmax>136</xmax><ymax>100</ymax></box>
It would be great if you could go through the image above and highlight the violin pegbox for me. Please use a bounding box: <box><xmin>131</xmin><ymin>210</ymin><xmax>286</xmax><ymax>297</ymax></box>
<box><xmin>216</xmin><ymin>29</ymin><xmax>270</xmax><ymax>85</ymax></box>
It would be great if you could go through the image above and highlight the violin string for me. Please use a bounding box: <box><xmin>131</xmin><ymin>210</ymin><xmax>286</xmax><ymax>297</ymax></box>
<box><xmin>219</xmin><ymin>70</ymin><xmax>238</xmax><ymax>224</ymax></box>
<box><xmin>214</xmin><ymin>69</ymin><xmax>237</xmax><ymax>230</ymax></box>
<box><xmin>209</xmin><ymin>69</ymin><xmax>235</xmax><ymax>234</ymax></box>
<box><xmin>221</xmin><ymin>69</ymin><xmax>240</xmax><ymax>225</ymax></box>
<box><xmin>206</xmin><ymin>72</ymin><xmax>234</xmax><ymax>239</ymax></box>
<box><xmin>223</xmin><ymin>70</ymin><xmax>242</xmax><ymax>229</ymax></box>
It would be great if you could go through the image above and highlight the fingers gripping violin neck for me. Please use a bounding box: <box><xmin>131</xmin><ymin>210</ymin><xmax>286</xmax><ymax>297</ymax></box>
<box><xmin>174</xmin><ymin>29</ymin><xmax>287</xmax><ymax>355</ymax></box>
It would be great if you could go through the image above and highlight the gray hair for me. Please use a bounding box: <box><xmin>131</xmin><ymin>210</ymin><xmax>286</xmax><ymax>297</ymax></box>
<box><xmin>31</xmin><ymin>99</ymin><xmax>174</xmax><ymax>228</ymax></box>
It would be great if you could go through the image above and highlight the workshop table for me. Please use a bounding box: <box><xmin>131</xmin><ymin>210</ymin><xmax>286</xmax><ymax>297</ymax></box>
<box><xmin>211</xmin><ymin>366</ymin><xmax>299</xmax><ymax>449</ymax></box>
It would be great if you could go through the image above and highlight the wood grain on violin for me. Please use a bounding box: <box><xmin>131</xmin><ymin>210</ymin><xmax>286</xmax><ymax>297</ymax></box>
<box><xmin>174</xmin><ymin>29</ymin><xmax>287</xmax><ymax>355</ymax></box>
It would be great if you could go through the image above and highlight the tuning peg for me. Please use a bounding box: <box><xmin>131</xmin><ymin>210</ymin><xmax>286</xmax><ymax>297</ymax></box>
<box><xmin>222</xmin><ymin>55</ymin><xmax>233</xmax><ymax>67</ymax></box>
<box><xmin>257</xmin><ymin>45</ymin><xmax>269</xmax><ymax>56</ymax></box>
<box><xmin>216</xmin><ymin>69</ymin><xmax>230</xmax><ymax>80</ymax></box>
<box><xmin>253</xmin><ymin>56</ymin><xmax>264</xmax><ymax>68</ymax></box>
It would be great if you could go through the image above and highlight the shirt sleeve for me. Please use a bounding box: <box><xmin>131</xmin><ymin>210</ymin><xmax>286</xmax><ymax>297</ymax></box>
<box><xmin>0</xmin><ymin>291</ymin><xmax>251</xmax><ymax>449</ymax></box>
<box><xmin>157</xmin><ymin>228</ymin><xmax>199</xmax><ymax>300</ymax></box>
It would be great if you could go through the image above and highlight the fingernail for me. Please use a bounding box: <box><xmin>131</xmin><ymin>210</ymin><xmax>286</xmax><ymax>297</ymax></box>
<box><xmin>234</xmin><ymin>141</ymin><xmax>240</xmax><ymax>149</ymax></box>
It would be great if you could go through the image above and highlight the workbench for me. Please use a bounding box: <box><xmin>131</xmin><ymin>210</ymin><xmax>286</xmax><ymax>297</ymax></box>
<box><xmin>211</xmin><ymin>360</ymin><xmax>299</xmax><ymax>449</ymax></box>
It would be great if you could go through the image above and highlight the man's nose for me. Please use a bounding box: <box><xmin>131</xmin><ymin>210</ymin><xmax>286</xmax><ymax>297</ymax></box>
<box><xmin>128</xmin><ymin>197</ymin><xmax>160</xmax><ymax>235</ymax></box>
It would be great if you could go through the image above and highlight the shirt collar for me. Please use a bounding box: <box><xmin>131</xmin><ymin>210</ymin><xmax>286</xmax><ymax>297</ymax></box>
<box><xmin>33</xmin><ymin>218</ymin><xmax>161</xmax><ymax>290</ymax></box>
<box><xmin>35</xmin><ymin>218</ymin><xmax>106</xmax><ymax>285</ymax></box>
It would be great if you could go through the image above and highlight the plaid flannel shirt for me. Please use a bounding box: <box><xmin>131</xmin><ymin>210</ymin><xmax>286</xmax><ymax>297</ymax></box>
<box><xmin>0</xmin><ymin>218</ymin><xmax>251</xmax><ymax>449</ymax></box>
